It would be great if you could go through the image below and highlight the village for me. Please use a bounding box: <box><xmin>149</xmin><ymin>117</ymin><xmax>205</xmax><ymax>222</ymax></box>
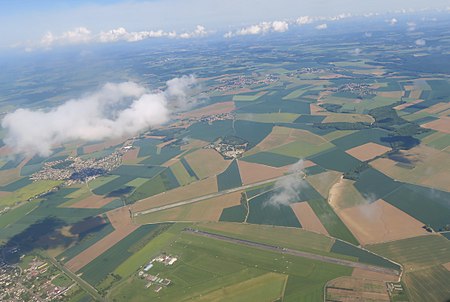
<box><xmin>136</xmin><ymin>254</ymin><xmax>178</xmax><ymax>293</ymax></box>
<box><xmin>210</xmin><ymin>74</ymin><xmax>279</xmax><ymax>93</ymax></box>
<box><xmin>0</xmin><ymin>256</ymin><xmax>74</xmax><ymax>302</ymax></box>
<box><xmin>30</xmin><ymin>145</ymin><xmax>134</xmax><ymax>186</ymax></box>
<box><xmin>204</xmin><ymin>135</ymin><xmax>248</xmax><ymax>159</ymax></box>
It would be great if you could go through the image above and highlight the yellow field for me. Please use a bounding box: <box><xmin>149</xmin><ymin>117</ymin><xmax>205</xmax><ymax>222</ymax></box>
<box><xmin>370</xmin><ymin>145</ymin><xmax>450</xmax><ymax>192</ymax></box>
<box><xmin>194</xmin><ymin>272</ymin><xmax>287</xmax><ymax>302</ymax></box>
<box><xmin>135</xmin><ymin>191</ymin><xmax>242</xmax><ymax>224</ymax></box>
<box><xmin>131</xmin><ymin>177</ymin><xmax>218</xmax><ymax>212</ymax></box>
<box><xmin>307</xmin><ymin>170</ymin><xmax>342</xmax><ymax>198</ymax></box>
<box><xmin>322</xmin><ymin>113</ymin><xmax>374</xmax><ymax>124</ymax></box>
<box><xmin>170</xmin><ymin>160</ymin><xmax>196</xmax><ymax>186</ymax></box>
<box><xmin>236</xmin><ymin>113</ymin><xmax>299</xmax><ymax>123</ymax></box>
<box><xmin>0</xmin><ymin>180</ymin><xmax>62</xmax><ymax>207</ymax></box>
<box><xmin>328</xmin><ymin>177</ymin><xmax>366</xmax><ymax>209</ymax></box>
<box><xmin>184</xmin><ymin>148</ymin><xmax>230</xmax><ymax>179</ymax></box>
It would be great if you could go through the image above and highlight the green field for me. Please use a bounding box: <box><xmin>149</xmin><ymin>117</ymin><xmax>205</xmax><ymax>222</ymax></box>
<box><xmin>330</xmin><ymin>128</ymin><xmax>391</xmax><ymax>150</ymax></box>
<box><xmin>246</xmin><ymin>190</ymin><xmax>301</xmax><ymax>228</ymax></box>
<box><xmin>270</xmin><ymin>140</ymin><xmax>334</xmax><ymax>159</ymax></box>
<box><xmin>330</xmin><ymin>240</ymin><xmax>400</xmax><ymax>270</ymax></box>
<box><xmin>217</xmin><ymin>160</ymin><xmax>242</xmax><ymax>191</ymax></box>
<box><xmin>368</xmin><ymin>235</ymin><xmax>450</xmax><ymax>302</ymax></box>
<box><xmin>170</xmin><ymin>161</ymin><xmax>196</xmax><ymax>186</ymax></box>
<box><xmin>57</xmin><ymin>222</ymin><xmax>115</xmax><ymax>262</ymax></box>
<box><xmin>92</xmin><ymin>175</ymin><xmax>135</xmax><ymax>196</ymax></box>
<box><xmin>127</xmin><ymin>169</ymin><xmax>180</xmax><ymax>203</ymax></box>
<box><xmin>309</xmin><ymin>149</ymin><xmax>362</xmax><ymax>173</ymax></box>
<box><xmin>78</xmin><ymin>224</ymin><xmax>166</xmax><ymax>286</ymax></box>
<box><xmin>196</xmin><ymin>223</ymin><xmax>334</xmax><ymax>254</ymax></box>
<box><xmin>0</xmin><ymin>180</ymin><xmax>63</xmax><ymax>208</ymax></box>
<box><xmin>236</xmin><ymin>112</ymin><xmax>300</xmax><ymax>123</ymax></box>
<box><xmin>110</xmin><ymin>227</ymin><xmax>352</xmax><ymax>301</ymax></box>
<box><xmin>404</xmin><ymin>265</ymin><xmax>450</xmax><ymax>302</ymax></box>
<box><xmin>112</xmin><ymin>165</ymin><xmax>165</xmax><ymax>178</ymax></box>
<box><xmin>0</xmin><ymin>177</ymin><xmax>33</xmax><ymax>191</ymax></box>
<box><xmin>0</xmin><ymin>201</ymin><xmax>40</xmax><ymax>230</ymax></box>
<box><xmin>241</xmin><ymin>151</ymin><xmax>299</xmax><ymax>167</ymax></box>
<box><xmin>138</xmin><ymin>147</ymin><xmax>183</xmax><ymax>166</ymax></box>
<box><xmin>384</xmin><ymin>184</ymin><xmax>450</xmax><ymax>230</ymax></box>
<box><xmin>367</xmin><ymin>235</ymin><xmax>450</xmax><ymax>270</ymax></box>
<box><xmin>307</xmin><ymin>199</ymin><xmax>359</xmax><ymax>245</ymax></box>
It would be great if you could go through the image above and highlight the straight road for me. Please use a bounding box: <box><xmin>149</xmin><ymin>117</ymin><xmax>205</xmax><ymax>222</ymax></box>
<box><xmin>38</xmin><ymin>252</ymin><xmax>105</xmax><ymax>302</ymax></box>
<box><xmin>184</xmin><ymin>228</ymin><xmax>401</xmax><ymax>277</ymax></box>
<box><xmin>133</xmin><ymin>173</ymin><xmax>303</xmax><ymax>216</ymax></box>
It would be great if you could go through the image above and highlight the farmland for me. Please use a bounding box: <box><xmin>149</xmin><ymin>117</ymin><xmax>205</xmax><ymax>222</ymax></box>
<box><xmin>1</xmin><ymin>13</ymin><xmax>450</xmax><ymax>302</ymax></box>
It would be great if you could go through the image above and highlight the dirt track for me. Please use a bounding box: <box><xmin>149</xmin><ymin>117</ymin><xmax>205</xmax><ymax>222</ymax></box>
<box><xmin>184</xmin><ymin>228</ymin><xmax>401</xmax><ymax>277</ymax></box>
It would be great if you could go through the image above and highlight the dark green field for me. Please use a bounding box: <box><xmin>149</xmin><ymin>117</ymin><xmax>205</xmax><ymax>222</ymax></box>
<box><xmin>246</xmin><ymin>191</ymin><xmax>301</xmax><ymax>228</ymax></box>
<box><xmin>307</xmin><ymin>199</ymin><xmax>359</xmax><ymax>245</ymax></box>
<box><xmin>127</xmin><ymin>169</ymin><xmax>179</xmax><ymax>203</ymax></box>
<box><xmin>111</xmin><ymin>165</ymin><xmax>165</xmax><ymax>178</ymax></box>
<box><xmin>384</xmin><ymin>184</ymin><xmax>450</xmax><ymax>230</ymax></box>
<box><xmin>217</xmin><ymin>160</ymin><xmax>242</xmax><ymax>191</ymax></box>
<box><xmin>138</xmin><ymin>147</ymin><xmax>183</xmax><ymax>166</ymax></box>
<box><xmin>0</xmin><ymin>177</ymin><xmax>33</xmax><ymax>191</ymax></box>
<box><xmin>78</xmin><ymin>224</ymin><xmax>163</xmax><ymax>285</ymax></box>
<box><xmin>57</xmin><ymin>222</ymin><xmax>115</xmax><ymax>262</ymax></box>
<box><xmin>309</xmin><ymin>148</ymin><xmax>362</xmax><ymax>172</ymax></box>
<box><xmin>330</xmin><ymin>240</ymin><xmax>400</xmax><ymax>270</ymax></box>
<box><xmin>241</xmin><ymin>151</ymin><xmax>299</xmax><ymax>167</ymax></box>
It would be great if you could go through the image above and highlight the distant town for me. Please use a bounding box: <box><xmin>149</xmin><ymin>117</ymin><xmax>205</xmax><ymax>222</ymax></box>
<box><xmin>0</xmin><ymin>256</ymin><xmax>75</xmax><ymax>301</ymax></box>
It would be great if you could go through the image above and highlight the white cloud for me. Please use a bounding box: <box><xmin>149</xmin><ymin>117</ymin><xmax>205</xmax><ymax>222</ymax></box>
<box><xmin>225</xmin><ymin>20</ymin><xmax>288</xmax><ymax>37</ymax></box>
<box><xmin>415</xmin><ymin>38</ymin><xmax>426</xmax><ymax>46</ymax></box>
<box><xmin>40</xmin><ymin>27</ymin><xmax>93</xmax><ymax>48</ymax></box>
<box><xmin>272</xmin><ymin>21</ymin><xmax>289</xmax><ymax>32</ymax></box>
<box><xmin>296</xmin><ymin>16</ymin><xmax>314</xmax><ymax>25</ymax></box>
<box><xmin>34</xmin><ymin>25</ymin><xmax>209</xmax><ymax>49</ymax></box>
<box><xmin>179</xmin><ymin>25</ymin><xmax>208</xmax><ymax>39</ymax></box>
<box><xmin>99</xmin><ymin>27</ymin><xmax>169</xmax><ymax>42</ymax></box>
<box><xmin>1</xmin><ymin>76</ymin><xmax>199</xmax><ymax>156</ymax></box>
<box><xmin>388</xmin><ymin>17</ymin><xmax>398</xmax><ymax>25</ymax></box>
<box><xmin>315</xmin><ymin>23</ymin><xmax>328</xmax><ymax>30</ymax></box>
<box><xmin>264</xmin><ymin>159</ymin><xmax>307</xmax><ymax>208</ymax></box>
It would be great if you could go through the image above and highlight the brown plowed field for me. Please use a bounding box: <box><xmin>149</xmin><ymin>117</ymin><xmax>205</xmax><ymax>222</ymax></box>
<box><xmin>345</xmin><ymin>142</ymin><xmax>391</xmax><ymax>161</ymax></box>
<box><xmin>290</xmin><ymin>202</ymin><xmax>329</xmax><ymax>235</ymax></box>
<box><xmin>65</xmin><ymin>207</ymin><xmax>137</xmax><ymax>272</ymax></box>
<box><xmin>336</xmin><ymin>199</ymin><xmax>429</xmax><ymax>245</ymax></box>
<box><xmin>238</xmin><ymin>160</ymin><xmax>289</xmax><ymax>185</ymax></box>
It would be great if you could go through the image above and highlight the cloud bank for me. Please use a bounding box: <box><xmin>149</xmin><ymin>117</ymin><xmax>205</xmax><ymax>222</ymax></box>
<box><xmin>1</xmin><ymin>76</ymin><xmax>198</xmax><ymax>156</ymax></box>
<box><xmin>35</xmin><ymin>25</ymin><xmax>209</xmax><ymax>49</ymax></box>
<box><xmin>224</xmin><ymin>20</ymin><xmax>289</xmax><ymax>37</ymax></box>
<box><xmin>264</xmin><ymin>159</ymin><xmax>307</xmax><ymax>207</ymax></box>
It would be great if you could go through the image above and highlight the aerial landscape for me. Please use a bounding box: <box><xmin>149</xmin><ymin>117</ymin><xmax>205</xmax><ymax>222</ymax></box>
<box><xmin>0</xmin><ymin>1</ymin><xmax>449</xmax><ymax>301</ymax></box>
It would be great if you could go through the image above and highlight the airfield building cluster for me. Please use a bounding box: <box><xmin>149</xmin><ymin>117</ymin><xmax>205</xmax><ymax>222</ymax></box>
<box><xmin>137</xmin><ymin>254</ymin><xmax>178</xmax><ymax>293</ymax></box>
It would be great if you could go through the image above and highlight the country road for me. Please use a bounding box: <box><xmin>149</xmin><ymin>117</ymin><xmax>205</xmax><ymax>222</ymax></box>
<box><xmin>184</xmin><ymin>228</ymin><xmax>401</xmax><ymax>277</ymax></box>
<box><xmin>133</xmin><ymin>172</ymin><xmax>302</xmax><ymax>216</ymax></box>
<box><xmin>38</xmin><ymin>252</ymin><xmax>105</xmax><ymax>302</ymax></box>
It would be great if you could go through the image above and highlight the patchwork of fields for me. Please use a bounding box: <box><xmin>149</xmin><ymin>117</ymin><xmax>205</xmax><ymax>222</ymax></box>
<box><xmin>1</xmin><ymin>25</ymin><xmax>450</xmax><ymax>301</ymax></box>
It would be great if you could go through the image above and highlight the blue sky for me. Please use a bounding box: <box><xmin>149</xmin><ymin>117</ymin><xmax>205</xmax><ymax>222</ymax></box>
<box><xmin>1</xmin><ymin>0</ymin><xmax>449</xmax><ymax>49</ymax></box>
